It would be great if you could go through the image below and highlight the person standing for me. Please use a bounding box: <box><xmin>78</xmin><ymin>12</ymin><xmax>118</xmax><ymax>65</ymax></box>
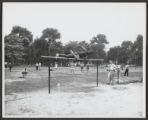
<box><xmin>116</xmin><ymin>65</ymin><xmax>121</xmax><ymax>84</ymax></box>
<box><xmin>124</xmin><ymin>64</ymin><xmax>129</xmax><ymax>77</ymax></box>
<box><xmin>54</xmin><ymin>62</ymin><xmax>58</xmax><ymax>70</ymax></box>
<box><xmin>107</xmin><ymin>60</ymin><xmax>116</xmax><ymax>85</ymax></box>
<box><xmin>70</xmin><ymin>62</ymin><xmax>75</xmax><ymax>73</ymax></box>
<box><xmin>39</xmin><ymin>62</ymin><xmax>41</xmax><ymax>70</ymax></box>
<box><xmin>36</xmin><ymin>63</ymin><xmax>39</xmax><ymax>70</ymax></box>
<box><xmin>86</xmin><ymin>63</ymin><xmax>90</xmax><ymax>72</ymax></box>
<box><xmin>80</xmin><ymin>62</ymin><xmax>84</xmax><ymax>72</ymax></box>
<box><xmin>9</xmin><ymin>62</ymin><xmax>12</xmax><ymax>72</ymax></box>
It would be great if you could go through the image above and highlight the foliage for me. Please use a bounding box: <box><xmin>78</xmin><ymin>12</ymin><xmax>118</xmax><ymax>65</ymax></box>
<box><xmin>64</xmin><ymin>41</ymin><xmax>79</xmax><ymax>54</ymax></box>
<box><xmin>11</xmin><ymin>26</ymin><xmax>33</xmax><ymax>47</ymax></box>
<box><xmin>30</xmin><ymin>38</ymin><xmax>48</xmax><ymax>63</ymax></box>
<box><xmin>4</xmin><ymin>25</ymin><xmax>143</xmax><ymax>66</ymax></box>
<box><xmin>129</xmin><ymin>34</ymin><xmax>143</xmax><ymax>65</ymax></box>
<box><xmin>107</xmin><ymin>46</ymin><xmax>121</xmax><ymax>64</ymax></box>
<box><xmin>40</xmin><ymin>28</ymin><xmax>61</xmax><ymax>54</ymax></box>
<box><xmin>5</xmin><ymin>26</ymin><xmax>33</xmax><ymax>64</ymax></box>
<box><xmin>5</xmin><ymin>34</ymin><xmax>25</xmax><ymax>64</ymax></box>
<box><xmin>64</xmin><ymin>41</ymin><xmax>90</xmax><ymax>54</ymax></box>
<box><xmin>107</xmin><ymin>41</ymin><xmax>133</xmax><ymax>64</ymax></box>
<box><xmin>30</xmin><ymin>39</ymin><xmax>63</xmax><ymax>64</ymax></box>
<box><xmin>89</xmin><ymin>34</ymin><xmax>109</xmax><ymax>59</ymax></box>
<box><xmin>107</xmin><ymin>35</ymin><xmax>143</xmax><ymax>65</ymax></box>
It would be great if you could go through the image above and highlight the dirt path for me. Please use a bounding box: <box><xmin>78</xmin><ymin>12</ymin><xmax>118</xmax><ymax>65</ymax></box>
<box><xmin>4</xmin><ymin>83</ymin><xmax>144</xmax><ymax>118</ymax></box>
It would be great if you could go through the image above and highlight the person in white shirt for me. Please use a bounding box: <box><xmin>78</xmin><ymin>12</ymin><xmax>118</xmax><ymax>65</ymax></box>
<box><xmin>70</xmin><ymin>62</ymin><xmax>75</xmax><ymax>73</ymax></box>
<box><xmin>116</xmin><ymin>65</ymin><xmax>121</xmax><ymax>83</ymax></box>
<box><xmin>107</xmin><ymin>60</ymin><xmax>117</xmax><ymax>85</ymax></box>
<box><xmin>55</xmin><ymin>62</ymin><xmax>58</xmax><ymax>70</ymax></box>
<box><xmin>38</xmin><ymin>62</ymin><xmax>41</xmax><ymax>69</ymax></box>
<box><xmin>80</xmin><ymin>62</ymin><xmax>84</xmax><ymax>72</ymax></box>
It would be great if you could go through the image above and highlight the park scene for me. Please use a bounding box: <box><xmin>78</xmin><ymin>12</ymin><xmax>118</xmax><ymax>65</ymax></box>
<box><xmin>3</xmin><ymin>3</ymin><xmax>145</xmax><ymax>118</ymax></box>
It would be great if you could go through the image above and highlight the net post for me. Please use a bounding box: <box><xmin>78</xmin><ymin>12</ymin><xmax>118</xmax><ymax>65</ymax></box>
<box><xmin>48</xmin><ymin>61</ymin><xmax>51</xmax><ymax>94</ymax></box>
<box><xmin>97</xmin><ymin>61</ymin><xmax>99</xmax><ymax>87</ymax></box>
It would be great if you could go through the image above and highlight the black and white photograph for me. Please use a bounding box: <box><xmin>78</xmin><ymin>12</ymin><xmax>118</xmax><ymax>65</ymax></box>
<box><xmin>2</xmin><ymin>2</ymin><xmax>146</xmax><ymax>118</ymax></box>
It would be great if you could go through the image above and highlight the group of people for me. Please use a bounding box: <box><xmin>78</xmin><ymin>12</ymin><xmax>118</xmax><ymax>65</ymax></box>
<box><xmin>6</xmin><ymin>62</ymin><xmax>42</xmax><ymax>72</ymax></box>
<box><xmin>80</xmin><ymin>63</ymin><xmax>90</xmax><ymax>72</ymax></box>
<box><xmin>69</xmin><ymin>60</ymin><xmax>129</xmax><ymax>84</ymax></box>
<box><xmin>107</xmin><ymin>60</ymin><xmax>129</xmax><ymax>85</ymax></box>
<box><xmin>68</xmin><ymin>62</ymin><xmax>90</xmax><ymax>73</ymax></box>
<box><xmin>35</xmin><ymin>62</ymin><xmax>41</xmax><ymax>70</ymax></box>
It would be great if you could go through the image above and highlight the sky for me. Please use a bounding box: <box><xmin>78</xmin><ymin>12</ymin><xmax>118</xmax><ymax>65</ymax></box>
<box><xmin>3</xmin><ymin>2</ymin><xmax>146</xmax><ymax>51</ymax></box>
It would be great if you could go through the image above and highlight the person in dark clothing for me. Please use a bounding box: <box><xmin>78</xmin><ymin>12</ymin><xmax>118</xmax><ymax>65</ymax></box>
<box><xmin>124</xmin><ymin>64</ymin><xmax>129</xmax><ymax>77</ymax></box>
<box><xmin>36</xmin><ymin>63</ymin><xmax>39</xmax><ymax>70</ymax></box>
<box><xmin>9</xmin><ymin>63</ymin><xmax>12</xmax><ymax>72</ymax></box>
<box><xmin>86</xmin><ymin>63</ymin><xmax>90</xmax><ymax>72</ymax></box>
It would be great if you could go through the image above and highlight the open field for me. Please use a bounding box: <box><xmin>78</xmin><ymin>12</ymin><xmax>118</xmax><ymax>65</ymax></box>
<box><xmin>4</xmin><ymin>66</ymin><xmax>142</xmax><ymax>94</ymax></box>
<box><xmin>4</xmin><ymin>66</ymin><xmax>144</xmax><ymax>117</ymax></box>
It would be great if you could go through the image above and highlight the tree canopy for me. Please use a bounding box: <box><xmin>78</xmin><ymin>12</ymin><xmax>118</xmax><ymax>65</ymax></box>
<box><xmin>5</xmin><ymin>26</ymin><xmax>33</xmax><ymax>64</ymax></box>
<box><xmin>89</xmin><ymin>34</ymin><xmax>109</xmax><ymax>60</ymax></box>
<box><xmin>40</xmin><ymin>28</ymin><xmax>61</xmax><ymax>55</ymax></box>
<box><xmin>107</xmin><ymin>35</ymin><xmax>143</xmax><ymax>65</ymax></box>
<box><xmin>4</xmin><ymin>25</ymin><xmax>143</xmax><ymax>66</ymax></box>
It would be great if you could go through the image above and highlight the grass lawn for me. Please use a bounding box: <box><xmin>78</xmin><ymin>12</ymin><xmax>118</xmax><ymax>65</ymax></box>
<box><xmin>4</xmin><ymin>66</ymin><xmax>143</xmax><ymax>95</ymax></box>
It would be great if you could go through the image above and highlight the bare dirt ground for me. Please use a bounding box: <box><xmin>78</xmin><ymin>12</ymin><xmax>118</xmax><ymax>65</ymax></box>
<box><xmin>4</xmin><ymin>66</ymin><xmax>144</xmax><ymax>118</ymax></box>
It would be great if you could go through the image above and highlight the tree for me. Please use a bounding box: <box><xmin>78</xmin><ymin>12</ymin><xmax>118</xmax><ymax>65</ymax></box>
<box><xmin>107</xmin><ymin>46</ymin><xmax>121</xmax><ymax>64</ymax></box>
<box><xmin>120</xmin><ymin>40</ymin><xmax>133</xmax><ymax>64</ymax></box>
<box><xmin>5</xmin><ymin>26</ymin><xmax>33</xmax><ymax>64</ymax></box>
<box><xmin>89</xmin><ymin>34</ymin><xmax>109</xmax><ymax>59</ymax></box>
<box><xmin>30</xmin><ymin>37</ymin><xmax>63</xmax><ymax>64</ymax></box>
<box><xmin>40</xmin><ymin>28</ymin><xmax>61</xmax><ymax>55</ymax></box>
<box><xmin>129</xmin><ymin>34</ymin><xmax>143</xmax><ymax>65</ymax></box>
<box><xmin>11</xmin><ymin>26</ymin><xmax>33</xmax><ymax>47</ymax></box>
<box><xmin>64</xmin><ymin>41</ymin><xmax>79</xmax><ymax>54</ymax></box>
<box><xmin>9</xmin><ymin>26</ymin><xmax>33</xmax><ymax>64</ymax></box>
<box><xmin>107</xmin><ymin>41</ymin><xmax>134</xmax><ymax>64</ymax></box>
<box><xmin>50</xmin><ymin>41</ymin><xmax>63</xmax><ymax>55</ymax></box>
<box><xmin>121</xmin><ymin>41</ymin><xmax>133</xmax><ymax>50</ymax></box>
<box><xmin>90</xmin><ymin>34</ymin><xmax>109</xmax><ymax>47</ymax></box>
<box><xmin>78</xmin><ymin>41</ymin><xmax>89</xmax><ymax>49</ymax></box>
<box><xmin>107</xmin><ymin>36</ymin><xmax>143</xmax><ymax>66</ymax></box>
<box><xmin>30</xmin><ymin>38</ymin><xmax>49</xmax><ymax>63</ymax></box>
<box><xmin>5</xmin><ymin>34</ymin><xmax>25</xmax><ymax>64</ymax></box>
